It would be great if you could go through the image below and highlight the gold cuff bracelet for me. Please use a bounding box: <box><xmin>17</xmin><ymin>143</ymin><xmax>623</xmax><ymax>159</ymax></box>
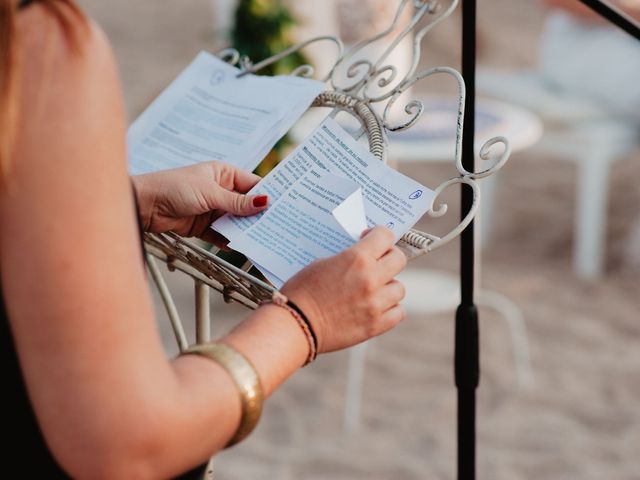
<box><xmin>183</xmin><ymin>343</ymin><xmax>264</xmax><ymax>448</ymax></box>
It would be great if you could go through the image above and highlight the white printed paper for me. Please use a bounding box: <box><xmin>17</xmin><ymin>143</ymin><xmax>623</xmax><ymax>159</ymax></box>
<box><xmin>230</xmin><ymin>170</ymin><xmax>362</xmax><ymax>287</ymax></box>
<box><xmin>127</xmin><ymin>51</ymin><xmax>323</xmax><ymax>175</ymax></box>
<box><xmin>332</xmin><ymin>188</ymin><xmax>368</xmax><ymax>241</ymax></box>
<box><xmin>213</xmin><ymin>118</ymin><xmax>435</xmax><ymax>287</ymax></box>
<box><xmin>214</xmin><ymin>117</ymin><xmax>434</xmax><ymax>242</ymax></box>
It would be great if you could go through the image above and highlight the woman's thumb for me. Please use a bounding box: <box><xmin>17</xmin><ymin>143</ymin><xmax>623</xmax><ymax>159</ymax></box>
<box><xmin>215</xmin><ymin>188</ymin><xmax>268</xmax><ymax>216</ymax></box>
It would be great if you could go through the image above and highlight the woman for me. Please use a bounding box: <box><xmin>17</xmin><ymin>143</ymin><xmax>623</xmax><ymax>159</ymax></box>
<box><xmin>0</xmin><ymin>0</ymin><xmax>408</xmax><ymax>478</ymax></box>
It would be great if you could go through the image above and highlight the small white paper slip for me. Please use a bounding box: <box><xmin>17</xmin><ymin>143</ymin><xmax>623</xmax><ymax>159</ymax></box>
<box><xmin>127</xmin><ymin>51</ymin><xmax>323</xmax><ymax>175</ymax></box>
<box><xmin>332</xmin><ymin>187</ymin><xmax>368</xmax><ymax>241</ymax></box>
<box><xmin>229</xmin><ymin>170</ymin><xmax>363</xmax><ymax>288</ymax></box>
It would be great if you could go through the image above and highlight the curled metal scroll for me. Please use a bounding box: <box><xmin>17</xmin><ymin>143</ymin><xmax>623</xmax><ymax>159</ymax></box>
<box><xmin>224</xmin><ymin>35</ymin><xmax>345</xmax><ymax>81</ymax></box>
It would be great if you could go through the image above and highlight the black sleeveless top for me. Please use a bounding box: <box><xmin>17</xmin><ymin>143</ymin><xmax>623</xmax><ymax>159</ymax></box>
<box><xmin>0</xmin><ymin>2</ymin><xmax>206</xmax><ymax>477</ymax></box>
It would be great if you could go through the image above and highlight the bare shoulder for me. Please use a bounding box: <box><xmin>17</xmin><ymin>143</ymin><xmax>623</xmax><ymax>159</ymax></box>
<box><xmin>4</xmin><ymin>1</ymin><xmax>131</xmax><ymax>234</ymax></box>
<box><xmin>16</xmin><ymin>3</ymin><xmax>125</xmax><ymax>139</ymax></box>
<box><xmin>17</xmin><ymin>2</ymin><xmax>115</xmax><ymax>73</ymax></box>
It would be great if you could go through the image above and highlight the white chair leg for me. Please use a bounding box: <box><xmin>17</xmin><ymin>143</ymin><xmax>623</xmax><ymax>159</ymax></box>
<box><xmin>146</xmin><ymin>254</ymin><xmax>189</xmax><ymax>352</ymax></box>
<box><xmin>575</xmin><ymin>157</ymin><xmax>610</xmax><ymax>279</ymax></box>
<box><xmin>343</xmin><ymin>341</ymin><xmax>369</xmax><ymax>434</ymax></box>
<box><xmin>195</xmin><ymin>280</ymin><xmax>211</xmax><ymax>344</ymax></box>
<box><xmin>479</xmin><ymin>173</ymin><xmax>499</xmax><ymax>249</ymax></box>
<box><xmin>342</xmin><ymin>286</ymin><xmax>532</xmax><ymax>434</ymax></box>
<box><xmin>478</xmin><ymin>289</ymin><xmax>533</xmax><ymax>387</ymax></box>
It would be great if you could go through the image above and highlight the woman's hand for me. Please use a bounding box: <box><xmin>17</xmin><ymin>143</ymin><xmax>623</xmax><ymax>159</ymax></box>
<box><xmin>281</xmin><ymin>226</ymin><xmax>407</xmax><ymax>353</ymax></box>
<box><xmin>131</xmin><ymin>161</ymin><xmax>268</xmax><ymax>245</ymax></box>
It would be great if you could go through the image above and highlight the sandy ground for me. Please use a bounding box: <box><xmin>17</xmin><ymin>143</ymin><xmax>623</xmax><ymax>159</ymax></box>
<box><xmin>76</xmin><ymin>1</ymin><xmax>640</xmax><ymax>478</ymax></box>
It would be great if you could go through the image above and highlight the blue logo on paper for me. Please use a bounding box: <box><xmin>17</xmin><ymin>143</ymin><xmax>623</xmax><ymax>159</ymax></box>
<box><xmin>386</xmin><ymin>222</ymin><xmax>395</xmax><ymax>229</ymax></box>
<box><xmin>210</xmin><ymin>69</ymin><xmax>226</xmax><ymax>86</ymax></box>
<box><xmin>409</xmin><ymin>189</ymin><xmax>423</xmax><ymax>200</ymax></box>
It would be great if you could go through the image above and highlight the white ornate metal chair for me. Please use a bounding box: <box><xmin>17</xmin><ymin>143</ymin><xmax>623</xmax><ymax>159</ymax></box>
<box><xmin>144</xmin><ymin>0</ymin><xmax>512</xmax><ymax>442</ymax></box>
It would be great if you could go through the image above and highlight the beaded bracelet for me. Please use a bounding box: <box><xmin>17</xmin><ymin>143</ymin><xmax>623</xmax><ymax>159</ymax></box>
<box><xmin>263</xmin><ymin>292</ymin><xmax>318</xmax><ymax>366</ymax></box>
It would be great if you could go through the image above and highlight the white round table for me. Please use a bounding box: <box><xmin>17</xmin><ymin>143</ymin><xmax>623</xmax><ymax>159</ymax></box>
<box><xmin>387</xmin><ymin>93</ymin><xmax>543</xmax><ymax>164</ymax></box>
<box><xmin>388</xmin><ymin>94</ymin><xmax>543</xmax><ymax>250</ymax></box>
<box><xmin>388</xmin><ymin>95</ymin><xmax>540</xmax><ymax>390</ymax></box>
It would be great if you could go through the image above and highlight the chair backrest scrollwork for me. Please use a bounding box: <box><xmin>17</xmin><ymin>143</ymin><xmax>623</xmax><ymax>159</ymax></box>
<box><xmin>144</xmin><ymin>0</ymin><xmax>511</xmax><ymax>348</ymax></box>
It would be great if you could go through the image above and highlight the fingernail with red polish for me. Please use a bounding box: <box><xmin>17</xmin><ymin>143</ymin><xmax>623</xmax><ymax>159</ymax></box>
<box><xmin>253</xmin><ymin>195</ymin><xmax>268</xmax><ymax>207</ymax></box>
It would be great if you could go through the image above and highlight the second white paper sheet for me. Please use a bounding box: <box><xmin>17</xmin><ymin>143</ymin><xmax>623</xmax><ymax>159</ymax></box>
<box><xmin>127</xmin><ymin>51</ymin><xmax>323</xmax><ymax>175</ymax></box>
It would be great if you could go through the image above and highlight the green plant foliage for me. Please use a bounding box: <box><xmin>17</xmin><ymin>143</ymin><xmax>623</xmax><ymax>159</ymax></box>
<box><xmin>231</xmin><ymin>0</ymin><xmax>312</xmax><ymax>171</ymax></box>
<box><xmin>231</xmin><ymin>0</ymin><xmax>308</xmax><ymax>77</ymax></box>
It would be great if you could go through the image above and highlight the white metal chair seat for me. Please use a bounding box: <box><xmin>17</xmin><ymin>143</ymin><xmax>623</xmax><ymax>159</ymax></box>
<box><xmin>477</xmin><ymin>67</ymin><xmax>639</xmax><ymax>278</ymax></box>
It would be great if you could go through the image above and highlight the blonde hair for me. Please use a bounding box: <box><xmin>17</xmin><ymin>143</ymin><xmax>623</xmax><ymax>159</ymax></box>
<box><xmin>0</xmin><ymin>0</ymin><xmax>85</xmax><ymax>186</ymax></box>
